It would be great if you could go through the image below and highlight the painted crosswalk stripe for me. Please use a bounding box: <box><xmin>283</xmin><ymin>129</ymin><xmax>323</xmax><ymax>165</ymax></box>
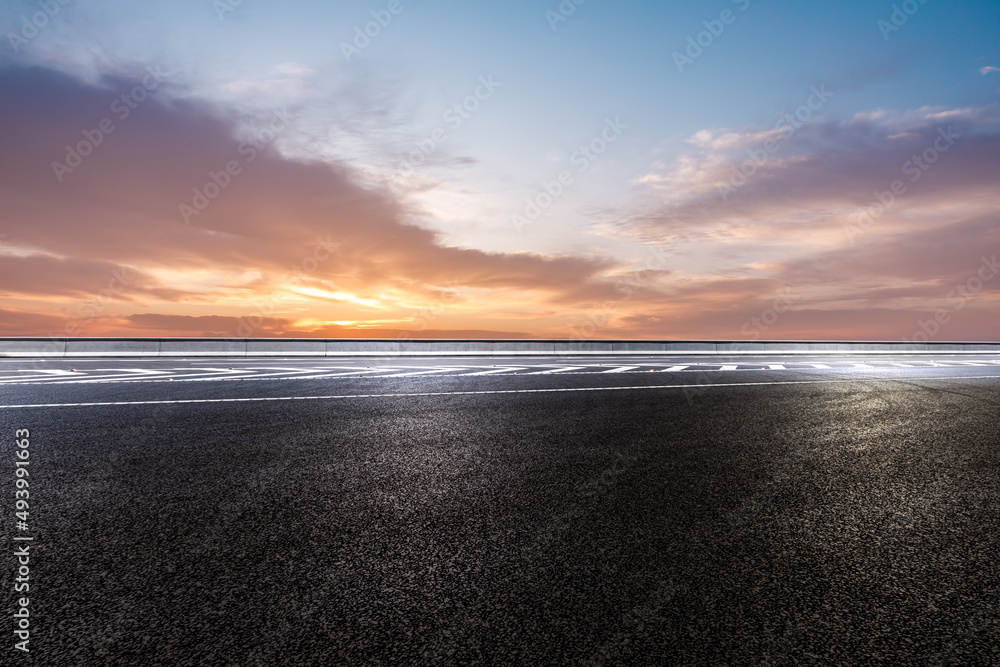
<box><xmin>809</xmin><ymin>364</ymin><xmax>831</xmax><ymax>369</ymax></box>
<box><xmin>768</xmin><ymin>365</ymin><xmax>786</xmax><ymax>370</ymax></box>
<box><xmin>662</xmin><ymin>366</ymin><xmax>689</xmax><ymax>372</ymax></box>
<box><xmin>603</xmin><ymin>366</ymin><xmax>638</xmax><ymax>373</ymax></box>
<box><xmin>719</xmin><ymin>365</ymin><xmax>738</xmax><ymax>371</ymax></box>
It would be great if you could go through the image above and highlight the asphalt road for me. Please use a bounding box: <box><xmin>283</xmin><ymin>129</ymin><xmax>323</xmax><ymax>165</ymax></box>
<box><xmin>1</xmin><ymin>355</ymin><xmax>999</xmax><ymax>665</ymax></box>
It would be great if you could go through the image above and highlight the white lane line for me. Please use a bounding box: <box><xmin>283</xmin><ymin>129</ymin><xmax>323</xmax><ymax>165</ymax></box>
<box><xmin>22</xmin><ymin>369</ymin><xmax>85</xmax><ymax>375</ymax></box>
<box><xmin>20</xmin><ymin>369</ymin><xmax>179</xmax><ymax>383</ymax></box>
<box><xmin>525</xmin><ymin>366</ymin><xmax>586</xmax><ymax>375</ymax></box>
<box><xmin>461</xmin><ymin>367</ymin><xmax>527</xmax><ymax>376</ymax></box>
<box><xmin>193</xmin><ymin>367</ymin><xmax>385</xmax><ymax>380</ymax></box>
<box><xmin>25</xmin><ymin>367</ymin><xmax>254</xmax><ymax>384</ymax></box>
<box><xmin>0</xmin><ymin>370</ymin><xmax>88</xmax><ymax>381</ymax></box>
<box><xmin>719</xmin><ymin>365</ymin><xmax>738</xmax><ymax>371</ymax></box>
<box><xmin>662</xmin><ymin>366</ymin><xmax>689</xmax><ymax>372</ymax></box>
<box><xmin>603</xmin><ymin>366</ymin><xmax>639</xmax><ymax>373</ymax></box>
<box><xmin>376</xmin><ymin>367</ymin><xmax>466</xmax><ymax>378</ymax></box>
<box><xmin>3</xmin><ymin>374</ymin><xmax>998</xmax><ymax>409</ymax></box>
<box><xmin>768</xmin><ymin>365</ymin><xmax>786</xmax><ymax>370</ymax></box>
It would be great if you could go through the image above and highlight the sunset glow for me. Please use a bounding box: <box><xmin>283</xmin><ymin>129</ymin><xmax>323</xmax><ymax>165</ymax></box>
<box><xmin>1</xmin><ymin>0</ymin><xmax>998</xmax><ymax>340</ymax></box>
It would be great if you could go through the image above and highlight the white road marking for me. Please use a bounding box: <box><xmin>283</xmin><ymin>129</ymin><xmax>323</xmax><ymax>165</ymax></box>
<box><xmin>28</xmin><ymin>369</ymin><xmax>177</xmax><ymax>383</ymax></box>
<box><xmin>525</xmin><ymin>366</ymin><xmax>586</xmax><ymax>375</ymax></box>
<box><xmin>4</xmin><ymin>358</ymin><xmax>1000</xmax><ymax>384</ymax></box>
<box><xmin>460</xmin><ymin>367</ymin><xmax>527</xmax><ymax>376</ymax></box>
<box><xmin>2</xmin><ymin>374</ymin><xmax>998</xmax><ymax>409</ymax></box>
<box><xmin>0</xmin><ymin>370</ymin><xmax>87</xmax><ymax>381</ymax></box>
<box><xmin>376</xmin><ymin>367</ymin><xmax>467</xmax><ymax>378</ymax></box>
<box><xmin>23</xmin><ymin>369</ymin><xmax>85</xmax><ymax>375</ymax></box>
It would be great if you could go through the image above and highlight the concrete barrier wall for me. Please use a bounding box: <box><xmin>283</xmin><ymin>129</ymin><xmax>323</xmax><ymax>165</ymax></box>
<box><xmin>0</xmin><ymin>338</ymin><xmax>998</xmax><ymax>357</ymax></box>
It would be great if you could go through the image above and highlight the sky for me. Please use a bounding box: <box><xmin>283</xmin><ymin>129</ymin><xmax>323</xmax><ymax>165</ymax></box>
<box><xmin>1</xmin><ymin>0</ymin><xmax>998</xmax><ymax>341</ymax></box>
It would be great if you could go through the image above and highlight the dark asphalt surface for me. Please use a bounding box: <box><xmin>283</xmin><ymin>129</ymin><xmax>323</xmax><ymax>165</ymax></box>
<box><xmin>1</xmin><ymin>355</ymin><xmax>999</xmax><ymax>665</ymax></box>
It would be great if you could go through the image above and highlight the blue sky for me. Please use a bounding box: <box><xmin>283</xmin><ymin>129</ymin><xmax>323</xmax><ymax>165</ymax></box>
<box><xmin>1</xmin><ymin>0</ymin><xmax>999</xmax><ymax>339</ymax></box>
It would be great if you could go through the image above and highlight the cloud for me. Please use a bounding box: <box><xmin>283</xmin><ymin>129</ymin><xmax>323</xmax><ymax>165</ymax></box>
<box><xmin>981</xmin><ymin>66</ymin><xmax>1000</xmax><ymax>75</ymax></box>
<box><xmin>624</xmin><ymin>104</ymin><xmax>1000</xmax><ymax>244</ymax></box>
<box><xmin>600</xmin><ymin>104</ymin><xmax>1000</xmax><ymax>340</ymax></box>
<box><xmin>0</xmin><ymin>65</ymin><xmax>635</xmax><ymax>337</ymax></box>
<box><xmin>0</xmin><ymin>308</ymin><xmax>70</xmax><ymax>336</ymax></box>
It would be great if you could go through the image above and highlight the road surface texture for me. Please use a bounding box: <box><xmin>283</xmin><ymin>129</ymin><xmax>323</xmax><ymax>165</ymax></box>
<box><xmin>1</xmin><ymin>354</ymin><xmax>999</xmax><ymax>665</ymax></box>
